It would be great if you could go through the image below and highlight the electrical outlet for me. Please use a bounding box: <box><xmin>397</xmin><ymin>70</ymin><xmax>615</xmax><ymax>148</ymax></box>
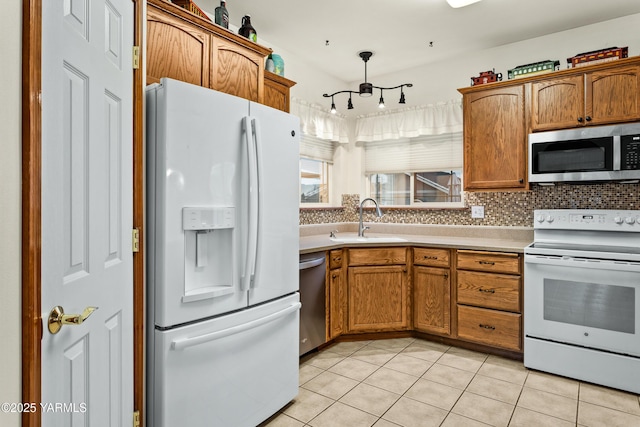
<box><xmin>471</xmin><ymin>205</ymin><xmax>485</xmax><ymax>219</ymax></box>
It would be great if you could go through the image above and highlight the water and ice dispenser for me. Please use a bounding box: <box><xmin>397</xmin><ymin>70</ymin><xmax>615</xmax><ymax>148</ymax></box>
<box><xmin>182</xmin><ymin>207</ymin><xmax>235</xmax><ymax>303</ymax></box>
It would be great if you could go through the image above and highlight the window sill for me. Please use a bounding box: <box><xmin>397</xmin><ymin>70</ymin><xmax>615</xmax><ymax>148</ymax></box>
<box><xmin>375</xmin><ymin>202</ymin><xmax>466</xmax><ymax>210</ymax></box>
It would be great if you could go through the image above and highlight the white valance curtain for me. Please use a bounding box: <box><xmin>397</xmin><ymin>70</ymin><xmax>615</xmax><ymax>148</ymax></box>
<box><xmin>355</xmin><ymin>100</ymin><xmax>463</xmax><ymax>142</ymax></box>
<box><xmin>290</xmin><ymin>98</ymin><xmax>350</xmax><ymax>143</ymax></box>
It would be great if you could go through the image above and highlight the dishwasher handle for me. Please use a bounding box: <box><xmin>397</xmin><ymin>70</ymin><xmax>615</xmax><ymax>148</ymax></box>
<box><xmin>299</xmin><ymin>257</ymin><xmax>325</xmax><ymax>270</ymax></box>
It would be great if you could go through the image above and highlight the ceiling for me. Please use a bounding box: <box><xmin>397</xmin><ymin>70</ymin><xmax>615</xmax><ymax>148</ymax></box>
<box><xmin>198</xmin><ymin>0</ymin><xmax>640</xmax><ymax>85</ymax></box>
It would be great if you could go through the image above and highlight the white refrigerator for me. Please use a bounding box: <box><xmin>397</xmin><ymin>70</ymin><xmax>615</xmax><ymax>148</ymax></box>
<box><xmin>146</xmin><ymin>78</ymin><xmax>301</xmax><ymax>427</ymax></box>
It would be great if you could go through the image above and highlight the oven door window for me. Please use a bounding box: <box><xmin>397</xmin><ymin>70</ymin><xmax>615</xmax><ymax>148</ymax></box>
<box><xmin>531</xmin><ymin>137</ymin><xmax>613</xmax><ymax>174</ymax></box>
<box><xmin>544</xmin><ymin>279</ymin><xmax>635</xmax><ymax>334</ymax></box>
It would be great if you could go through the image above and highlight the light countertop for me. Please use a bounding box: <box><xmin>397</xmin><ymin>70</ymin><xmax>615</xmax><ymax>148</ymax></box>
<box><xmin>299</xmin><ymin>223</ymin><xmax>533</xmax><ymax>254</ymax></box>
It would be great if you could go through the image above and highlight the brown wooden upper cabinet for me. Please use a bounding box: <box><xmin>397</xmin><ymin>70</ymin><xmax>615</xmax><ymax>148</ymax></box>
<box><xmin>459</xmin><ymin>56</ymin><xmax>640</xmax><ymax>192</ymax></box>
<box><xmin>531</xmin><ymin>62</ymin><xmax>640</xmax><ymax>131</ymax></box>
<box><xmin>147</xmin><ymin>4</ymin><xmax>211</xmax><ymax>87</ymax></box>
<box><xmin>264</xmin><ymin>72</ymin><xmax>297</xmax><ymax>113</ymax></box>
<box><xmin>460</xmin><ymin>84</ymin><xmax>528</xmax><ymax>191</ymax></box>
<box><xmin>146</xmin><ymin>0</ymin><xmax>295</xmax><ymax>111</ymax></box>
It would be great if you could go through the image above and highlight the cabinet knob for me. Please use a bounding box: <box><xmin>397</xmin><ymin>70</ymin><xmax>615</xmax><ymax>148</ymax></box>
<box><xmin>332</xmin><ymin>274</ymin><xmax>337</xmax><ymax>279</ymax></box>
<box><xmin>577</xmin><ymin>117</ymin><xmax>584</xmax><ymax>123</ymax></box>
<box><xmin>585</xmin><ymin>116</ymin><xmax>592</xmax><ymax>122</ymax></box>
<box><xmin>444</xmin><ymin>273</ymin><xmax>449</xmax><ymax>279</ymax></box>
<box><xmin>519</xmin><ymin>178</ymin><xmax>524</xmax><ymax>184</ymax></box>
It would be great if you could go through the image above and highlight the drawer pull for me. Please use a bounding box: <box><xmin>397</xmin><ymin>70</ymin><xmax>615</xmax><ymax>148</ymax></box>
<box><xmin>478</xmin><ymin>288</ymin><xmax>495</xmax><ymax>294</ymax></box>
<box><xmin>478</xmin><ymin>261</ymin><xmax>495</xmax><ymax>266</ymax></box>
<box><xmin>478</xmin><ymin>324</ymin><xmax>496</xmax><ymax>330</ymax></box>
<box><xmin>423</xmin><ymin>255</ymin><xmax>438</xmax><ymax>260</ymax></box>
<box><xmin>333</xmin><ymin>257</ymin><xmax>342</xmax><ymax>262</ymax></box>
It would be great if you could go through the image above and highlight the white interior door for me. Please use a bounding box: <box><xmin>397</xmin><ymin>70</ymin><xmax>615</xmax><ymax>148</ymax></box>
<box><xmin>41</xmin><ymin>0</ymin><xmax>133</xmax><ymax>424</ymax></box>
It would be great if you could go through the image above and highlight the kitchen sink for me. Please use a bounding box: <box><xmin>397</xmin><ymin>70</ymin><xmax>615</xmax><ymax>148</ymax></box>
<box><xmin>329</xmin><ymin>235</ymin><xmax>407</xmax><ymax>244</ymax></box>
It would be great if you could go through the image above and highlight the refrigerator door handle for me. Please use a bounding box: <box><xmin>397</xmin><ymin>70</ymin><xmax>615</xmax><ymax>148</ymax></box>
<box><xmin>242</xmin><ymin>117</ymin><xmax>259</xmax><ymax>291</ymax></box>
<box><xmin>250</xmin><ymin>117</ymin><xmax>264</xmax><ymax>289</ymax></box>
<box><xmin>170</xmin><ymin>302</ymin><xmax>301</xmax><ymax>351</ymax></box>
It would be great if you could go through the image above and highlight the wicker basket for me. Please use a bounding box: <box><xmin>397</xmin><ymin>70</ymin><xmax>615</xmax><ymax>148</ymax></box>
<box><xmin>172</xmin><ymin>0</ymin><xmax>211</xmax><ymax>21</ymax></box>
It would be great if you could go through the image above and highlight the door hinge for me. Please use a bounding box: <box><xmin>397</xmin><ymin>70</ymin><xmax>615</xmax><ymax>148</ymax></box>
<box><xmin>132</xmin><ymin>46</ymin><xmax>140</xmax><ymax>69</ymax></box>
<box><xmin>132</xmin><ymin>228</ymin><xmax>140</xmax><ymax>253</ymax></box>
<box><xmin>133</xmin><ymin>410</ymin><xmax>140</xmax><ymax>427</ymax></box>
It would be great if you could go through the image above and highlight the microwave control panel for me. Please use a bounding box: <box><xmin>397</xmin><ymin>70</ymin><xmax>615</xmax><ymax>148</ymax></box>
<box><xmin>621</xmin><ymin>134</ymin><xmax>640</xmax><ymax>170</ymax></box>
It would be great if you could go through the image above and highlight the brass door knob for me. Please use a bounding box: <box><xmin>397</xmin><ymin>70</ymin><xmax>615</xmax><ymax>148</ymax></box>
<box><xmin>47</xmin><ymin>306</ymin><xmax>98</xmax><ymax>334</ymax></box>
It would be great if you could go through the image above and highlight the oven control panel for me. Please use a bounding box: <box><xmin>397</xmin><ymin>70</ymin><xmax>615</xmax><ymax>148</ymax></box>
<box><xmin>534</xmin><ymin>209</ymin><xmax>640</xmax><ymax>231</ymax></box>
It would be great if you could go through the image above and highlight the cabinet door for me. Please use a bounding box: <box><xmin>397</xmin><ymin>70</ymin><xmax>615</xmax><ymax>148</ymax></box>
<box><xmin>587</xmin><ymin>64</ymin><xmax>640</xmax><ymax>125</ymax></box>
<box><xmin>147</xmin><ymin>6</ymin><xmax>210</xmax><ymax>87</ymax></box>
<box><xmin>211</xmin><ymin>37</ymin><xmax>264</xmax><ymax>102</ymax></box>
<box><xmin>264</xmin><ymin>72</ymin><xmax>295</xmax><ymax>112</ymax></box>
<box><xmin>328</xmin><ymin>268</ymin><xmax>346</xmax><ymax>340</ymax></box>
<box><xmin>413</xmin><ymin>266</ymin><xmax>450</xmax><ymax>336</ymax></box>
<box><xmin>348</xmin><ymin>266</ymin><xmax>408</xmax><ymax>332</ymax></box>
<box><xmin>463</xmin><ymin>85</ymin><xmax>527</xmax><ymax>190</ymax></box>
<box><xmin>531</xmin><ymin>75</ymin><xmax>584</xmax><ymax>131</ymax></box>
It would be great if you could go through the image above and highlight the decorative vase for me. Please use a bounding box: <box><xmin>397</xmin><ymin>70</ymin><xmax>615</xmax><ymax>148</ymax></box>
<box><xmin>270</xmin><ymin>54</ymin><xmax>284</xmax><ymax>76</ymax></box>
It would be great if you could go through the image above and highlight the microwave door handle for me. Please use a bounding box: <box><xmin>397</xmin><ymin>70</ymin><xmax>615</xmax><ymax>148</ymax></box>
<box><xmin>613</xmin><ymin>136</ymin><xmax>621</xmax><ymax>171</ymax></box>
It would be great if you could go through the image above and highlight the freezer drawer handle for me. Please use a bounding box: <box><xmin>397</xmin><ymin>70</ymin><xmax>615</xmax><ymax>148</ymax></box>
<box><xmin>170</xmin><ymin>302</ymin><xmax>302</xmax><ymax>351</ymax></box>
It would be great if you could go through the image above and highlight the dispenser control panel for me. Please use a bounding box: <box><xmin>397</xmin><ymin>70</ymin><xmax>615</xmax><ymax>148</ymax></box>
<box><xmin>182</xmin><ymin>207</ymin><xmax>235</xmax><ymax>230</ymax></box>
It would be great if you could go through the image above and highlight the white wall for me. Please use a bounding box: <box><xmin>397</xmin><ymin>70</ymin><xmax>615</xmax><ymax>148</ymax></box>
<box><xmin>369</xmin><ymin>13</ymin><xmax>640</xmax><ymax>112</ymax></box>
<box><xmin>0</xmin><ymin>1</ymin><xmax>22</xmax><ymax>427</ymax></box>
<box><xmin>283</xmin><ymin>13</ymin><xmax>640</xmax><ymax>197</ymax></box>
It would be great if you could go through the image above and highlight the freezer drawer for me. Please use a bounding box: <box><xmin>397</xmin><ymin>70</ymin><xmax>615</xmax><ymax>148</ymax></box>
<box><xmin>148</xmin><ymin>293</ymin><xmax>300</xmax><ymax>427</ymax></box>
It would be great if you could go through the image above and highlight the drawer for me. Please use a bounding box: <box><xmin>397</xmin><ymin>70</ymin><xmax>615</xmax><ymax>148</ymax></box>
<box><xmin>329</xmin><ymin>249</ymin><xmax>343</xmax><ymax>269</ymax></box>
<box><xmin>457</xmin><ymin>305</ymin><xmax>521</xmax><ymax>352</ymax></box>
<box><xmin>457</xmin><ymin>270</ymin><xmax>520</xmax><ymax>312</ymax></box>
<box><xmin>457</xmin><ymin>250</ymin><xmax>520</xmax><ymax>274</ymax></box>
<box><xmin>348</xmin><ymin>247</ymin><xmax>406</xmax><ymax>266</ymax></box>
<box><xmin>413</xmin><ymin>248</ymin><xmax>450</xmax><ymax>268</ymax></box>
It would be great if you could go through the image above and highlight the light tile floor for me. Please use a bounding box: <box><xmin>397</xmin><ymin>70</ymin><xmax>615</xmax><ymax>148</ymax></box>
<box><xmin>260</xmin><ymin>337</ymin><xmax>640</xmax><ymax>427</ymax></box>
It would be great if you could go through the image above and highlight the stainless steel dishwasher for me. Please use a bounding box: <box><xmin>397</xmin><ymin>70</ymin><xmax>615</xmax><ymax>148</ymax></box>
<box><xmin>299</xmin><ymin>252</ymin><xmax>327</xmax><ymax>356</ymax></box>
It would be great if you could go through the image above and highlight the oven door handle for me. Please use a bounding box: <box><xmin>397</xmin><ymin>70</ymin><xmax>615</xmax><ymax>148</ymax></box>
<box><xmin>525</xmin><ymin>254</ymin><xmax>640</xmax><ymax>272</ymax></box>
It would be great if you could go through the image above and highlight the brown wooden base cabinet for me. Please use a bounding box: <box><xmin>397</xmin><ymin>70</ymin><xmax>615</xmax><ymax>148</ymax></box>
<box><xmin>413</xmin><ymin>248</ymin><xmax>451</xmax><ymax>336</ymax></box>
<box><xmin>347</xmin><ymin>248</ymin><xmax>409</xmax><ymax>333</ymax></box>
<box><xmin>321</xmin><ymin>246</ymin><xmax>523</xmax><ymax>357</ymax></box>
<box><xmin>327</xmin><ymin>250</ymin><xmax>346</xmax><ymax>340</ymax></box>
<box><xmin>455</xmin><ymin>250</ymin><xmax>523</xmax><ymax>352</ymax></box>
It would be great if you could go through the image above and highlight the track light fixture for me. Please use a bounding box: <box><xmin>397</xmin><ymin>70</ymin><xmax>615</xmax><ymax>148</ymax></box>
<box><xmin>323</xmin><ymin>51</ymin><xmax>413</xmax><ymax>113</ymax></box>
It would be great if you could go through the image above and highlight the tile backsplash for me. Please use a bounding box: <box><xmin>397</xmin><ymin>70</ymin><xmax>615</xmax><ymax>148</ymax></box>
<box><xmin>299</xmin><ymin>183</ymin><xmax>640</xmax><ymax>227</ymax></box>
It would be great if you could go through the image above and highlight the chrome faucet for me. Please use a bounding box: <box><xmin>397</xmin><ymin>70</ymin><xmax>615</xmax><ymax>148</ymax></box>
<box><xmin>358</xmin><ymin>198</ymin><xmax>383</xmax><ymax>237</ymax></box>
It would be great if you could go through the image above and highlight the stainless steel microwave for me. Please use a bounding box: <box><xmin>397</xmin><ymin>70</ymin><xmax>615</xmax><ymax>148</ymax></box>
<box><xmin>528</xmin><ymin>123</ymin><xmax>640</xmax><ymax>183</ymax></box>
